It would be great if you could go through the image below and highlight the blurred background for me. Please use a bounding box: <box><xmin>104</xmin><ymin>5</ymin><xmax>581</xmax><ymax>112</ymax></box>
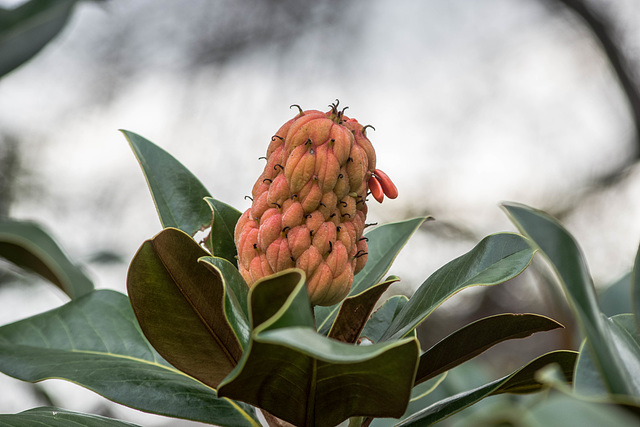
<box><xmin>1</xmin><ymin>0</ymin><xmax>640</xmax><ymax>425</ymax></box>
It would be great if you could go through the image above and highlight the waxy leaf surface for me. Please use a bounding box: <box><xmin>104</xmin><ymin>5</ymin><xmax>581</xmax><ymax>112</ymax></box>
<box><xmin>503</xmin><ymin>202</ymin><xmax>640</xmax><ymax>397</ymax></box>
<box><xmin>361</xmin><ymin>295</ymin><xmax>408</xmax><ymax>343</ymax></box>
<box><xmin>204</xmin><ymin>196</ymin><xmax>242</xmax><ymax>267</ymax></box>
<box><xmin>0</xmin><ymin>290</ymin><xmax>259</xmax><ymax>426</ymax></box>
<box><xmin>415</xmin><ymin>313</ymin><xmax>563</xmax><ymax>385</ymax></box>
<box><xmin>381</xmin><ymin>233</ymin><xmax>535</xmax><ymax>341</ymax></box>
<box><xmin>574</xmin><ymin>313</ymin><xmax>640</xmax><ymax>402</ymax></box>
<box><xmin>397</xmin><ymin>350</ymin><xmax>578</xmax><ymax>426</ymax></box>
<box><xmin>0</xmin><ymin>407</ymin><xmax>141</xmax><ymax>426</ymax></box>
<box><xmin>127</xmin><ymin>228</ymin><xmax>247</xmax><ymax>388</ymax></box>
<box><xmin>218</xmin><ymin>270</ymin><xmax>420</xmax><ymax>427</ymax></box>
<box><xmin>123</xmin><ymin>130</ymin><xmax>212</xmax><ymax>236</ymax></box>
<box><xmin>0</xmin><ymin>219</ymin><xmax>93</xmax><ymax>299</ymax></box>
<box><xmin>328</xmin><ymin>276</ymin><xmax>399</xmax><ymax>343</ymax></box>
<box><xmin>0</xmin><ymin>0</ymin><xmax>76</xmax><ymax>77</ymax></box>
<box><xmin>316</xmin><ymin>217</ymin><xmax>429</xmax><ymax>334</ymax></box>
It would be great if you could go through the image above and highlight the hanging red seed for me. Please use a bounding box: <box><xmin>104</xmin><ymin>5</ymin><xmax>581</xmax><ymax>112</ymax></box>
<box><xmin>374</xmin><ymin>168</ymin><xmax>398</xmax><ymax>199</ymax></box>
<box><xmin>368</xmin><ymin>175</ymin><xmax>384</xmax><ymax>203</ymax></box>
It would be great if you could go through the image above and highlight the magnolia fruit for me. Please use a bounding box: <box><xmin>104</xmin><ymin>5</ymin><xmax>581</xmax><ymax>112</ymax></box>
<box><xmin>235</xmin><ymin>101</ymin><xmax>397</xmax><ymax>306</ymax></box>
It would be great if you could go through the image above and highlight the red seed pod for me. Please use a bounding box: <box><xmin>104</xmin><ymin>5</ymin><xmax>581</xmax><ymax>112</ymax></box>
<box><xmin>328</xmin><ymin>125</ymin><xmax>353</xmax><ymax>165</ymax></box>
<box><xmin>346</xmin><ymin>144</ymin><xmax>368</xmax><ymax>192</ymax></box>
<box><xmin>257</xmin><ymin>212</ymin><xmax>282</xmax><ymax>251</ymax></box>
<box><xmin>287</xmin><ymin>225</ymin><xmax>312</xmax><ymax>259</ymax></box>
<box><xmin>303</xmin><ymin>117</ymin><xmax>333</xmax><ymax>146</ymax></box>
<box><xmin>337</xmin><ymin>221</ymin><xmax>356</xmax><ymax>251</ymax></box>
<box><xmin>267</xmin><ymin>173</ymin><xmax>290</xmax><ymax>207</ymax></box>
<box><xmin>326</xmin><ymin>240</ymin><xmax>348</xmax><ymax>275</ymax></box>
<box><xmin>305</xmin><ymin>210</ymin><xmax>324</xmax><ymax>236</ymax></box>
<box><xmin>251</xmin><ymin>191</ymin><xmax>271</xmax><ymax>219</ymax></box>
<box><xmin>234</xmin><ymin>210</ymin><xmax>253</xmax><ymax>246</ymax></box>
<box><xmin>237</xmin><ymin>227</ymin><xmax>259</xmax><ymax>269</ymax></box>
<box><xmin>318</xmin><ymin>191</ymin><xmax>337</xmax><ymax>220</ymax></box>
<box><xmin>354</xmin><ymin>237</ymin><xmax>368</xmax><ymax>274</ymax></box>
<box><xmin>314</xmin><ymin>143</ymin><xmax>341</xmax><ymax>193</ymax></box>
<box><xmin>288</xmin><ymin>150</ymin><xmax>316</xmax><ymax>193</ymax></box>
<box><xmin>282</xmin><ymin>201</ymin><xmax>305</xmax><ymax>229</ymax></box>
<box><xmin>297</xmin><ymin>246</ymin><xmax>323</xmax><ymax>277</ymax></box>
<box><xmin>307</xmin><ymin>263</ymin><xmax>335</xmax><ymax>305</ymax></box>
<box><xmin>312</xmin><ymin>221</ymin><xmax>337</xmax><ymax>255</ymax></box>
<box><xmin>266</xmin><ymin>237</ymin><xmax>295</xmax><ymax>272</ymax></box>
<box><xmin>300</xmin><ymin>181</ymin><xmax>323</xmax><ymax>213</ymax></box>
<box><xmin>368</xmin><ymin>175</ymin><xmax>384</xmax><ymax>203</ymax></box>
<box><xmin>285</xmin><ymin>112</ymin><xmax>326</xmax><ymax>152</ymax></box>
<box><xmin>249</xmin><ymin>254</ymin><xmax>274</xmax><ymax>283</ymax></box>
<box><xmin>333</xmin><ymin>166</ymin><xmax>350</xmax><ymax>200</ymax></box>
<box><xmin>264</xmin><ymin>145</ymin><xmax>287</xmax><ymax>181</ymax></box>
<box><xmin>374</xmin><ymin>169</ymin><xmax>398</xmax><ymax>199</ymax></box>
<box><xmin>236</xmin><ymin>103</ymin><xmax>397</xmax><ymax>305</ymax></box>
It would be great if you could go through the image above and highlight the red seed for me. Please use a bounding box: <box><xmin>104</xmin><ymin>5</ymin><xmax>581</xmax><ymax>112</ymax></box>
<box><xmin>374</xmin><ymin>169</ymin><xmax>398</xmax><ymax>199</ymax></box>
<box><xmin>368</xmin><ymin>175</ymin><xmax>384</xmax><ymax>203</ymax></box>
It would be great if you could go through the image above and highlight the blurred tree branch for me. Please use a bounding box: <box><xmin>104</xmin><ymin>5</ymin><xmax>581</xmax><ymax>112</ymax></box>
<box><xmin>551</xmin><ymin>0</ymin><xmax>640</xmax><ymax>164</ymax></box>
<box><xmin>542</xmin><ymin>0</ymin><xmax>640</xmax><ymax>216</ymax></box>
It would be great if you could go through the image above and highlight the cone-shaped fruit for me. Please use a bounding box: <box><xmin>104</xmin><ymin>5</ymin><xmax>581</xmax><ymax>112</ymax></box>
<box><xmin>235</xmin><ymin>101</ymin><xmax>397</xmax><ymax>306</ymax></box>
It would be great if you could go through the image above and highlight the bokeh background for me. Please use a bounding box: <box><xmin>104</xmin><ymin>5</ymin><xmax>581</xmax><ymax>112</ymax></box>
<box><xmin>1</xmin><ymin>0</ymin><xmax>640</xmax><ymax>425</ymax></box>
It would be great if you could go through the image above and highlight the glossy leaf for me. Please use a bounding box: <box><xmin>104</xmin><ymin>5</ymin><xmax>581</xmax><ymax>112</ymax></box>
<box><xmin>600</xmin><ymin>272</ymin><xmax>633</xmax><ymax>317</ymax></box>
<box><xmin>199</xmin><ymin>255</ymin><xmax>250</xmax><ymax>324</ymax></box>
<box><xmin>0</xmin><ymin>407</ymin><xmax>141</xmax><ymax>426</ymax></box>
<box><xmin>381</xmin><ymin>233</ymin><xmax>535</xmax><ymax>342</ymax></box>
<box><xmin>315</xmin><ymin>216</ymin><xmax>429</xmax><ymax>334</ymax></box>
<box><xmin>0</xmin><ymin>0</ymin><xmax>76</xmax><ymax>78</ymax></box>
<box><xmin>327</xmin><ymin>276</ymin><xmax>399</xmax><ymax>343</ymax></box>
<box><xmin>123</xmin><ymin>130</ymin><xmax>212</xmax><ymax>237</ymax></box>
<box><xmin>522</xmin><ymin>393</ymin><xmax>640</xmax><ymax>427</ymax></box>
<box><xmin>0</xmin><ymin>290</ymin><xmax>259</xmax><ymax>426</ymax></box>
<box><xmin>361</xmin><ymin>295</ymin><xmax>408</xmax><ymax>343</ymax></box>
<box><xmin>127</xmin><ymin>228</ymin><xmax>244</xmax><ymax>388</ymax></box>
<box><xmin>529</xmin><ymin>363</ymin><xmax>640</xmax><ymax>424</ymax></box>
<box><xmin>574</xmin><ymin>314</ymin><xmax>640</xmax><ymax>401</ymax></box>
<box><xmin>0</xmin><ymin>219</ymin><xmax>93</xmax><ymax>298</ymax></box>
<box><xmin>416</xmin><ymin>313</ymin><xmax>563</xmax><ymax>385</ymax></box>
<box><xmin>397</xmin><ymin>350</ymin><xmax>578</xmax><ymax>426</ymax></box>
<box><xmin>218</xmin><ymin>270</ymin><xmax>420</xmax><ymax>427</ymax></box>
<box><xmin>204</xmin><ymin>196</ymin><xmax>242</xmax><ymax>267</ymax></box>
<box><xmin>503</xmin><ymin>202</ymin><xmax>640</xmax><ymax>397</ymax></box>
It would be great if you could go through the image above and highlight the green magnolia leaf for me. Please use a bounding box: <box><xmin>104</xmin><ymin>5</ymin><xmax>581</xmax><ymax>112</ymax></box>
<box><xmin>315</xmin><ymin>216</ymin><xmax>429</xmax><ymax>334</ymax></box>
<box><xmin>0</xmin><ymin>290</ymin><xmax>259</xmax><ymax>427</ymax></box>
<box><xmin>381</xmin><ymin>232</ymin><xmax>535</xmax><ymax>342</ymax></box>
<box><xmin>396</xmin><ymin>350</ymin><xmax>578</xmax><ymax>426</ymax></box>
<box><xmin>415</xmin><ymin>313</ymin><xmax>563</xmax><ymax>385</ymax></box>
<box><xmin>217</xmin><ymin>270</ymin><xmax>420</xmax><ymax>427</ymax></box>
<box><xmin>327</xmin><ymin>276</ymin><xmax>400</xmax><ymax>343</ymax></box>
<box><xmin>574</xmin><ymin>314</ymin><xmax>640</xmax><ymax>402</ymax></box>
<box><xmin>204</xmin><ymin>196</ymin><xmax>242</xmax><ymax>267</ymax></box>
<box><xmin>361</xmin><ymin>295</ymin><xmax>408</xmax><ymax>343</ymax></box>
<box><xmin>127</xmin><ymin>228</ymin><xmax>245</xmax><ymax>388</ymax></box>
<box><xmin>123</xmin><ymin>130</ymin><xmax>212</xmax><ymax>237</ymax></box>
<box><xmin>599</xmin><ymin>272</ymin><xmax>633</xmax><ymax>317</ymax></box>
<box><xmin>521</xmin><ymin>393</ymin><xmax>640</xmax><ymax>427</ymax></box>
<box><xmin>0</xmin><ymin>219</ymin><xmax>93</xmax><ymax>299</ymax></box>
<box><xmin>634</xmin><ymin>243</ymin><xmax>640</xmax><ymax>332</ymax></box>
<box><xmin>199</xmin><ymin>255</ymin><xmax>250</xmax><ymax>326</ymax></box>
<box><xmin>503</xmin><ymin>202</ymin><xmax>640</xmax><ymax>397</ymax></box>
<box><xmin>529</xmin><ymin>363</ymin><xmax>640</xmax><ymax>425</ymax></box>
<box><xmin>0</xmin><ymin>407</ymin><xmax>142</xmax><ymax>426</ymax></box>
<box><xmin>0</xmin><ymin>0</ymin><xmax>76</xmax><ymax>78</ymax></box>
